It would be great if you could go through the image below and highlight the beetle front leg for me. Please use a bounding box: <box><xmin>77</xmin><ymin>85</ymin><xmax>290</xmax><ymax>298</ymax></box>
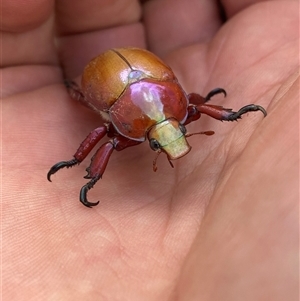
<box><xmin>188</xmin><ymin>88</ymin><xmax>227</xmax><ymax>106</ymax></box>
<box><xmin>186</xmin><ymin>89</ymin><xmax>267</xmax><ymax>123</ymax></box>
<box><xmin>47</xmin><ymin>125</ymin><xmax>108</xmax><ymax>181</ymax></box>
<box><xmin>80</xmin><ymin>136</ymin><xmax>142</xmax><ymax>207</ymax></box>
<box><xmin>185</xmin><ymin>88</ymin><xmax>227</xmax><ymax>125</ymax></box>
<box><xmin>80</xmin><ymin>142</ymin><xmax>114</xmax><ymax>207</ymax></box>
<box><xmin>196</xmin><ymin>103</ymin><xmax>267</xmax><ymax>121</ymax></box>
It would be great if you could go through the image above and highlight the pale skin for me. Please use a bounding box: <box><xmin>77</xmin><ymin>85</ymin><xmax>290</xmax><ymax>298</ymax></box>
<box><xmin>2</xmin><ymin>0</ymin><xmax>298</xmax><ymax>300</ymax></box>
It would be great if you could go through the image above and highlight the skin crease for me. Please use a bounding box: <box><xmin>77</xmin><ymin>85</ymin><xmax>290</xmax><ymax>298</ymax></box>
<box><xmin>1</xmin><ymin>0</ymin><xmax>298</xmax><ymax>300</ymax></box>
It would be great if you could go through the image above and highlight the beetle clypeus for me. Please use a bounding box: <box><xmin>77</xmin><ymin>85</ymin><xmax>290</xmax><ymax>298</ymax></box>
<box><xmin>47</xmin><ymin>48</ymin><xmax>267</xmax><ymax>207</ymax></box>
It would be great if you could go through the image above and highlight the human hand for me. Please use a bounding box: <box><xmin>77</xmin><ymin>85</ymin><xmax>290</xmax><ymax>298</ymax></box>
<box><xmin>2</xmin><ymin>1</ymin><xmax>298</xmax><ymax>300</ymax></box>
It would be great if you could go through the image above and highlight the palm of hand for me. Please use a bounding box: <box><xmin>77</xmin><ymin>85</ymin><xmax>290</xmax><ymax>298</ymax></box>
<box><xmin>3</xmin><ymin>2</ymin><xmax>298</xmax><ymax>300</ymax></box>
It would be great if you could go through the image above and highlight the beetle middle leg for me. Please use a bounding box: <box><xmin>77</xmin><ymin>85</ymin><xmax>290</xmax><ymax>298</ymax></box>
<box><xmin>194</xmin><ymin>103</ymin><xmax>267</xmax><ymax>121</ymax></box>
<box><xmin>185</xmin><ymin>88</ymin><xmax>227</xmax><ymax>124</ymax></box>
<box><xmin>185</xmin><ymin>89</ymin><xmax>266</xmax><ymax>124</ymax></box>
<box><xmin>47</xmin><ymin>125</ymin><xmax>109</xmax><ymax>182</ymax></box>
<box><xmin>80</xmin><ymin>136</ymin><xmax>141</xmax><ymax>207</ymax></box>
<box><xmin>80</xmin><ymin>142</ymin><xmax>114</xmax><ymax>207</ymax></box>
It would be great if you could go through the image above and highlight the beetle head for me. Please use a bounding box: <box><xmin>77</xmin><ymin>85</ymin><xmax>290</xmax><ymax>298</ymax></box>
<box><xmin>147</xmin><ymin>118</ymin><xmax>191</xmax><ymax>160</ymax></box>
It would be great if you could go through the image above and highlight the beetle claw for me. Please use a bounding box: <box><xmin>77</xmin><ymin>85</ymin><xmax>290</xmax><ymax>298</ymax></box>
<box><xmin>226</xmin><ymin>104</ymin><xmax>267</xmax><ymax>121</ymax></box>
<box><xmin>205</xmin><ymin>88</ymin><xmax>227</xmax><ymax>102</ymax></box>
<box><xmin>79</xmin><ymin>177</ymin><xmax>101</xmax><ymax>208</ymax></box>
<box><xmin>47</xmin><ymin>159</ymin><xmax>78</xmax><ymax>182</ymax></box>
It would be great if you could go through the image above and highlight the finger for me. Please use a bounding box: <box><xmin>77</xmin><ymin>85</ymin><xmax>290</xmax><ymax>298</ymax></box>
<box><xmin>55</xmin><ymin>0</ymin><xmax>145</xmax><ymax>78</ymax></box>
<box><xmin>143</xmin><ymin>0</ymin><xmax>225</xmax><ymax>57</ymax></box>
<box><xmin>56</xmin><ymin>0</ymin><xmax>141</xmax><ymax>35</ymax></box>
<box><xmin>221</xmin><ymin>0</ymin><xmax>269</xmax><ymax>18</ymax></box>
<box><xmin>175</xmin><ymin>73</ymin><xmax>299</xmax><ymax>301</ymax></box>
<box><xmin>58</xmin><ymin>25</ymin><xmax>146</xmax><ymax>78</ymax></box>
<box><xmin>1</xmin><ymin>0</ymin><xmax>62</xmax><ymax>97</ymax></box>
<box><xmin>1</xmin><ymin>0</ymin><xmax>56</xmax><ymax>67</ymax></box>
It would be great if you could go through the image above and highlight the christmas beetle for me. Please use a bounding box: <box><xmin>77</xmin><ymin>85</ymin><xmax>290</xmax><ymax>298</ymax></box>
<box><xmin>47</xmin><ymin>48</ymin><xmax>267</xmax><ymax>207</ymax></box>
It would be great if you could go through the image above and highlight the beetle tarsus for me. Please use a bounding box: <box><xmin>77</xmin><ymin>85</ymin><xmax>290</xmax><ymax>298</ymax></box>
<box><xmin>64</xmin><ymin>79</ymin><xmax>85</xmax><ymax>102</ymax></box>
<box><xmin>64</xmin><ymin>79</ymin><xmax>77</xmax><ymax>89</ymax></box>
<box><xmin>47</xmin><ymin>158</ymin><xmax>78</xmax><ymax>182</ymax></box>
<box><xmin>80</xmin><ymin>177</ymin><xmax>101</xmax><ymax>208</ymax></box>
<box><xmin>225</xmin><ymin>104</ymin><xmax>267</xmax><ymax>121</ymax></box>
<box><xmin>205</xmin><ymin>88</ymin><xmax>227</xmax><ymax>102</ymax></box>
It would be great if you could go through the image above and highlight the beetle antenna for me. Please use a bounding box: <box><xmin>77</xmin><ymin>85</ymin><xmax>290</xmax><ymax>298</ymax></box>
<box><xmin>186</xmin><ymin>130</ymin><xmax>215</xmax><ymax>138</ymax></box>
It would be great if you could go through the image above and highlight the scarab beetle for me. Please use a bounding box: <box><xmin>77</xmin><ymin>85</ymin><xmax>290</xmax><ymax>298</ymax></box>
<box><xmin>47</xmin><ymin>48</ymin><xmax>267</xmax><ymax>207</ymax></box>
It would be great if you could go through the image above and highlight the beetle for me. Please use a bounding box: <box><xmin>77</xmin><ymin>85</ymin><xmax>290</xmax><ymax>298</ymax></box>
<box><xmin>47</xmin><ymin>47</ymin><xmax>267</xmax><ymax>208</ymax></box>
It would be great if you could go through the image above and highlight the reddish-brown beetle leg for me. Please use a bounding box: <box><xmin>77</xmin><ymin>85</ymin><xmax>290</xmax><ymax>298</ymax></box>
<box><xmin>185</xmin><ymin>88</ymin><xmax>227</xmax><ymax>125</ymax></box>
<box><xmin>80</xmin><ymin>136</ymin><xmax>142</xmax><ymax>207</ymax></box>
<box><xmin>64</xmin><ymin>80</ymin><xmax>85</xmax><ymax>102</ymax></box>
<box><xmin>64</xmin><ymin>79</ymin><xmax>79</xmax><ymax>90</ymax></box>
<box><xmin>186</xmin><ymin>87</ymin><xmax>266</xmax><ymax>123</ymax></box>
<box><xmin>205</xmin><ymin>88</ymin><xmax>227</xmax><ymax>101</ymax></box>
<box><xmin>225</xmin><ymin>104</ymin><xmax>267</xmax><ymax>120</ymax></box>
<box><xmin>47</xmin><ymin>126</ymin><xmax>108</xmax><ymax>182</ymax></box>
<box><xmin>197</xmin><ymin>103</ymin><xmax>267</xmax><ymax>121</ymax></box>
<box><xmin>188</xmin><ymin>88</ymin><xmax>226</xmax><ymax>106</ymax></box>
<box><xmin>80</xmin><ymin>142</ymin><xmax>114</xmax><ymax>207</ymax></box>
<box><xmin>47</xmin><ymin>158</ymin><xmax>78</xmax><ymax>182</ymax></box>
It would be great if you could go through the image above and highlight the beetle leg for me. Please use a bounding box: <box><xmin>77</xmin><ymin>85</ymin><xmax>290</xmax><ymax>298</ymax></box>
<box><xmin>65</xmin><ymin>79</ymin><xmax>105</xmax><ymax>114</ymax></box>
<box><xmin>80</xmin><ymin>136</ymin><xmax>142</xmax><ymax>207</ymax></box>
<box><xmin>187</xmin><ymin>88</ymin><xmax>227</xmax><ymax>106</ymax></box>
<box><xmin>185</xmin><ymin>100</ymin><xmax>267</xmax><ymax>124</ymax></box>
<box><xmin>64</xmin><ymin>80</ymin><xmax>85</xmax><ymax>102</ymax></box>
<box><xmin>187</xmin><ymin>88</ymin><xmax>266</xmax><ymax>121</ymax></box>
<box><xmin>185</xmin><ymin>88</ymin><xmax>227</xmax><ymax>125</ymax></box>
<box><xmin>184</xmin><ymin>105</ymin><xmax>201</xmax><ymax>125</ymax></box>
<box><xmin>196</xmin><ymin>103</ymin><xmax>267</xmax><ymax>121</ymax></box>
<box><xmin>81</xmin><ymin>142</ymin><xmax>115</xmax><ymax>207</ymax></box>
<box><xmin>47</xmin><ymin>126</ymin><xmax>108</xmax><ymax>182</ymax></box>
<box><xmin>204</xmin><ymin>88</ymin><xmax>227</xmax><ymax>101</ymax></box>
<box><xmin>47</xmin><ymin>158</ymin><xmax>79</xmax><ymax>182</ymax></box>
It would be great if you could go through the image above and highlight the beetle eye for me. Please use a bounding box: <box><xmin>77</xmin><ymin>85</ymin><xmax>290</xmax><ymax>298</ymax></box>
<box><xmin>149</xmin><ymin>139</ymin><xmax>161</xmax><ymax>151</ymax></box>
<box><xmin>179</xmin><ymin>124</ymin><xmax>187</xmax><ymax>135</ymax></box>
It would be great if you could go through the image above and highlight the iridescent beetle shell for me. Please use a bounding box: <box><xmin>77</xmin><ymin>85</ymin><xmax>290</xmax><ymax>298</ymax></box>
<box><xmin>81</xmin><ymin>48</ymin><xmax>190</xmax><ymax>159</ymax></box>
